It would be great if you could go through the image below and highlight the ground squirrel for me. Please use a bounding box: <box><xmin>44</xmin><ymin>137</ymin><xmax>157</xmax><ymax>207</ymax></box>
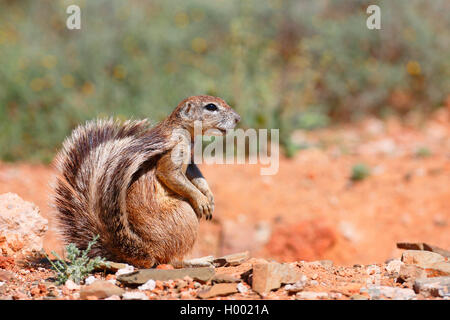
<box><xmin>52</xmin><ymin>95</ymin><xmax>240</xmax><ymax>268</ymax></box>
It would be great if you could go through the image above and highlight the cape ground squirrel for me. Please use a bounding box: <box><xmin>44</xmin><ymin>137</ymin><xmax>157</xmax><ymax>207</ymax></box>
<box><xmin>53</xmin><ymin>95</ymin><xmax>240</xmax><ymax>267</ymax></box>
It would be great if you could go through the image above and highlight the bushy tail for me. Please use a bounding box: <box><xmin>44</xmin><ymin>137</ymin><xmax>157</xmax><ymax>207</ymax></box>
<box><xmin>52</xmin><ymin>118</ymin><xmax>172</xmax><ymax>260</ymax></box>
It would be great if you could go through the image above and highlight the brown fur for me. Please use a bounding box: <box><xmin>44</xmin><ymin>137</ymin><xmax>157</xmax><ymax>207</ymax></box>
<box><xmin>52</xmin><ymin>95</ymin><xmax>240</xmax><ymax>267</ymax></box>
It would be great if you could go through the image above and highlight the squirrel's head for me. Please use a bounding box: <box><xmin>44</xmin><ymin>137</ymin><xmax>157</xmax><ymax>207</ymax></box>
<box><xmin>171</xmin><ymin>95</ymin><xmax>240</xmax><ymax>137</ymax></box>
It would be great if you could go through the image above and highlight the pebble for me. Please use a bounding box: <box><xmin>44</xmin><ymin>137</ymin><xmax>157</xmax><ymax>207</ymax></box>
<box><xmin>65</xmin><ymin>279</ymin><xmax>80</xmax><ymax>290</ymax></box>
<box><xmin>385</xmin><ymin>259</ymin><xmax>404</xmax><ymax>274</ymax></box>
<box><xmin>122</xmin><ymin>291</ymin><xmax>149</xmax><ymax>300</ymax></box>
<box><xmin>198</xmin><ymin>283</ymin><xmax>238</xmax><ymax>299</ymax></box>
<box><xmin>296</xmin><ymin>291</ymin><xmax>328</xmax><ymax>299</ymax></box>
<box><xmin>80</xmin><ymin>280</ymin><xmax>125</xmax><ymax>299</ymax></box>
<box><xmin>84</xmin><ymin>276</ymin><xmax>97</xmax><ymax>285</ymax></box>
<box><xmin>237</xmin><ymin>282</ymin><xmax>248</xmax><ymax>293</ymax></box>
<box><xmin>138</xmin><ymin>279</ymin><xmax>156</xmax><ymax>291</ymax></box>
<box><xmin>115</xmin><ymin>264</ymin><xmax>135</xmax><ymax>277</ymax></box>
<box><xmin>284</xmin><ymin>276</ymin><xmax>308</xmax><ymax>293</ymax></box>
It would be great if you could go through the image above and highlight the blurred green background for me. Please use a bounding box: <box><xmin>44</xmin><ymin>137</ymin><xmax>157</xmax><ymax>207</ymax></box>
<box><xmin>0</xmin><ymin>0</ymin><xmax>448</xmax><ymax>162</ymax></box>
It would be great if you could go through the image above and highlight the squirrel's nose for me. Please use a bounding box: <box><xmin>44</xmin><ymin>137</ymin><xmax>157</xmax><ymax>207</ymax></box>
<box><xmin>234</xmin><ymin>113</ymin><xmax>241</xmax><ymax>124</ymax></box>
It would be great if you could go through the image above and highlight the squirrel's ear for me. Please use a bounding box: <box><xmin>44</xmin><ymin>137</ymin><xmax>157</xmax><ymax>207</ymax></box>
<box><xmin>179</xmin><ymin>102</ymin><xmax>195</xmax><ymax>120</ymax></box>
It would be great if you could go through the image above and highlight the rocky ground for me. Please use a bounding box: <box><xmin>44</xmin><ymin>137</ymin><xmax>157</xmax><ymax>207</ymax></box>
<box><xmin>0</xmin><ymin>244</ymin><xmax>449</xmax><ymax>300</ymax></box>
<box><xmin>0</xmin><ymin>108</ymin><xmax>449</xmax><ymax>300</ymax></box>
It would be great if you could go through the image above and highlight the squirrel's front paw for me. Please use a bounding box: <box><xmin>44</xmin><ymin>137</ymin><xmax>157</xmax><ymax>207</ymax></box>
<box><xmin>192</xmin><ymin>194</ymin><xmax>213</xmax><ymax>221</ymax></box>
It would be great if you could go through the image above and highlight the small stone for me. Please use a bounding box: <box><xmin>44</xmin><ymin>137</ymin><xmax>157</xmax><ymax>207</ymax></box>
<box><xmin>198</xmin><ymin>283</ymin><xmax>238</xmax><ymax>299</ymax></box>
<box><xmin>366</xmin><ymin>265</ymin><xmax>380</xmax><ymax>275</ymax></box>
<box><xmin>252</xmin><ymin>262</ymin><xmax>304</xmax><ymax>294</ymax></box>
<box><xmin>284</xmin><ymin>276</ymin><xmax>308</xmax><ymax>293</ymax></box>
<box><xmin>104</xmin><ymin>295</ymin><xmax>121</xmax><ymax>300</ymax></box>
<box><xmin>80</xmin><ymin>280</ymin><xmax>125</xmax><ymax>299</ymax></box>
<box><xmin>237</xmin><ymin>282</ymin><xmax>248</xmax><ymax>293</ymax></box>
<box><xmin>296</xmin><ymin>291</ymin><xmax>328</xmax><ymax>299</ymax></box>
<box><xmin>309</xmin><ymin>280</ymin><xmax>319</xmax><ymax>286</ymax></box>
<box><xmin>122</xmin><ymin>291</ymin><xmax>149</xmax><ymax>300</ymax></box>
<box><xmin>401</xmin><ymin>250</ymin><xmax>445</xmax><ymax>268</ymax></box>
<box><xmin>350</xmin><ymin>294</ymin><xmax>369</xmax><ymax>300</ymax></box>
<box><xmin>138</xmin><ymin>279</ymin><xmax>156</xmax><ymax>291</ymax></box>
<box><xmin>180</xmin><ymin>290</ymin><xmax>193</xmax><ymax>299</ymax></box>
<box><xmin>329</xmin><ymin>292</ymin><xmax>342</xmax><ymax>299</ymax></box>
<box><xmin>65</xmin><ymin>279</ymin><xmax>80</xmax><ymax>290</ymax></box>
<box><xmin>176</xmin><ymin>280</ymin><xmax>188</xmax><ymax>290</ymax></box>
<box><xmin>211</xmin><ymin>274</ymin><xmax>241</xmax><ymax>284</ymax></box>
<box><xmin>385</xmin><ymin>259</ymin><xmax>404</xmax><ymax>274</ymax></box>
<box><xmin>311</xmin><ymin>273</ymin><xmax>318</xmax><ymax>280</ymax></box>
<box><xmin>84</xmin><ymin>276</ymin><xmax>97</xmax><ymax>285</ymax></box>
<box><xmin>115</xmin><ymin>264</ymin><xmax>135</xmax><ymax>277</ymax></box>
<box><xmin>213</xmin><ymin>251</ymin><xmax>249</xmax><ymax>267</ymax></box>
<box><xmin>30</xmin><ymin>287</ymin><xmax>41</xmax><ymax>296</ymax></box>
<box><xmin>117</xmin><ymin>267</ymin><xmax>215</xmax><ymax>286</ymax></box>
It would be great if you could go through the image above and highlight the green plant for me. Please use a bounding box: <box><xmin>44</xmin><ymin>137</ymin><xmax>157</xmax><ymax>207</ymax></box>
<box><xmin>415</xmin><ymin>147</ymin><xmax>432</xmax><ymax>158</ymax></box>
<box><xmin>45</xmin><ymin>235</ymin><xmax>108</xmax><ymax>285</ymax></box>
<box><xmin>350</xmin><ymin>163</ymin><xmax>371</xmax><ymax>181</ymax></box>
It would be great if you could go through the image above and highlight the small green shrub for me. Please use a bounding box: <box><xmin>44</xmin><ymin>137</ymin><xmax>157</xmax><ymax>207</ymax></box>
<box><xmin>415</xmin><ymin>147</ymin><xmax>432</xmax><ymax>158</ymax></box>
<box><xmin>45</xmin><ymin>235</ymin><xmax>108</xmax><ymax>285</ymax></box>
<box><xmin>350</xmin><ymin>163</ymin><xmax>371</xmax><ymax>181</ymax></box>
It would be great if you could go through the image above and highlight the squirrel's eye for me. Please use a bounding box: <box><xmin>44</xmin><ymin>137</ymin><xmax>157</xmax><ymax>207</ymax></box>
<box><xmin>204</xmin><ymin>103</ymin><xmax>218</xmax><ymax>111</ymax></box>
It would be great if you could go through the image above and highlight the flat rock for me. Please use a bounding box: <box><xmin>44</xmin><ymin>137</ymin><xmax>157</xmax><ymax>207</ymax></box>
<box><xmin>211</xmin><ymin>274</ymin><xmax>241</xmax><ymax>284</ymax></box>
<box><xmin>80</xmin><ymin>280</ymin><xmax>125</xmax><ymax>299</ymax></box>
<box><xmin>117</xmin><ymin>267</ymin><xmax>215</xmax><ymax>286</ymax></box>
<box><xmin>413</xmin><ymin>277</ymin><xmax>450</xmax><ymax>297</ymax></box>
<box><xmin>0</xmin><ymin>193</ymin><xmax>48</xmax><ymax>258</ymax></box>
<box><xmin>213</xmin><ymin>251</ymin><xmax>249</xmax><ymax>267</ymax></box>
<box><xmin>96</xmin><ymin>261</ymin><xmax>128</xmax><ymax>273</ymax></box>
<box><xmin>401</xmin><ymin>250</ymin><xmax>445</xmax><ymax>268</ymax></box>
<box><xmin>178</xmin><ymin>256</ymin><xmax>214</xmax><ymax>268</ymax></box>
<box><xmin>284</xmin><ymin>276</ymin><xmax>308</xmax><ymax>293</ymax></box>
<box><xmin>296</xmin><ymin>291</ymin><xmax>328</xmax><ymax>299</ymax></box>
<box><xmin>364</xmin><ymin>285</ymin><xmax>416</xmax><ymax>300</ymax></box>
<box><xmin>122</xmin><ymin>291</ymin><xmax>149</xmax><ymax>300</ymax></box>
<box><xmin>198</xmin><ymin>283</ymin><xmax>238</xmax><ymax>299</ymax></box>
<box><xmin>397</xmin><ymin>242</ymin><xmax>450</xmax><ymax>258</ymax></box>
<box><xmin>252</xmin><ymin>262</ymin><xmax>304</xmax><ymax>294</ymax></box>
<box><xmin>426</xmin><ymin>262</ymin><xmax>450</xmax><ymax>276</ymax></box>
